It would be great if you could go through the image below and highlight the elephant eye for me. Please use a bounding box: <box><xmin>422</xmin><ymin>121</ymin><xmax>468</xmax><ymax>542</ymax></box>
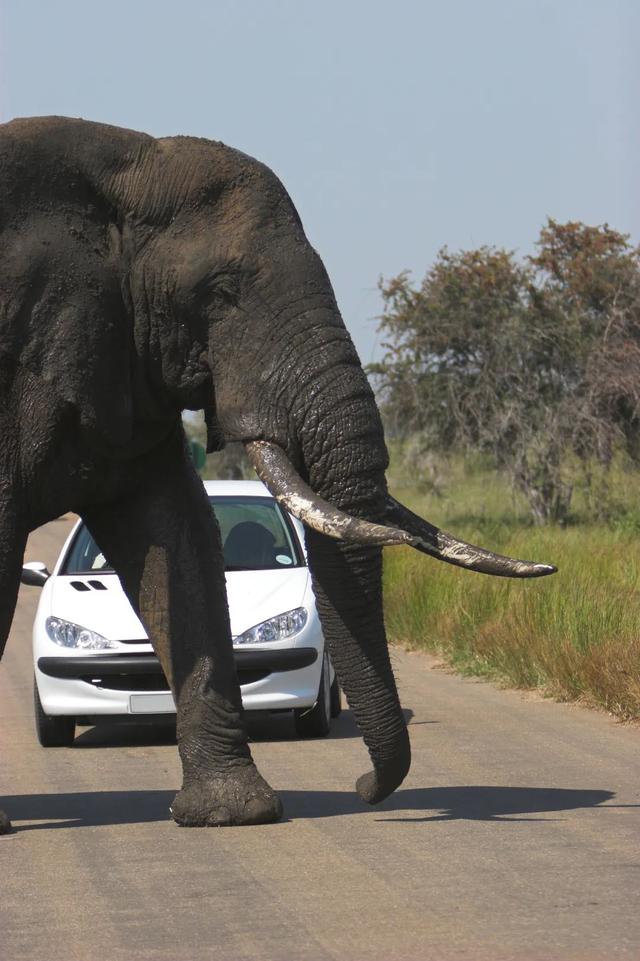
<box><xmin>205</xmin><ymin>267</ymin><xmax>243</xmax><ymax>307</ymax></box>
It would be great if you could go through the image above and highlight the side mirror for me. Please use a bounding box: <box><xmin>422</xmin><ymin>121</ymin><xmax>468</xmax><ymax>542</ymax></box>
<box><xmin>21</xmin><ymin>561</ymin><xmax>50</xmax><ymax>587</ymax></box>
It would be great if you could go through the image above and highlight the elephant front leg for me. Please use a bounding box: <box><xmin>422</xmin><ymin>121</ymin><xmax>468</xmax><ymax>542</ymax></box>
<box><xmin>0</xmin><ymin>500</ymin><xmax>28</xmax><ymax>835</ymax></box>
<box><xmin>169</xmin><ymin>643</ymin><xmax>281</xmax><ymax>827</ymax></box>
<box><xmin>82</xmin><ymin>445</ymin><xmax>282</xmax><ymax>827</ymax></box>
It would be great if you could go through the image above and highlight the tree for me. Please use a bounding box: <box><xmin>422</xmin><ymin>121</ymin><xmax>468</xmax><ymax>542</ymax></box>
<box><xmin>370</xmin><ymin>220</ymin><xmax>640</xmax><ymax>524</ymax></box>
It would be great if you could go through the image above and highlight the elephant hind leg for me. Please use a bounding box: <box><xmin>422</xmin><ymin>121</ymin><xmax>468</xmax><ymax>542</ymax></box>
<box><xmin>0</xmin><ymin>503</ymin><xmax>28</xmax><ymax>835</ymax></box>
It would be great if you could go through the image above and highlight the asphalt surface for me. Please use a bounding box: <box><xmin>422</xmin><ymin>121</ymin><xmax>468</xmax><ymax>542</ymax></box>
<box><xmin>1</xmin><ymin>518</ymin><xmax>639</xmax><ymax>961</ymax></box>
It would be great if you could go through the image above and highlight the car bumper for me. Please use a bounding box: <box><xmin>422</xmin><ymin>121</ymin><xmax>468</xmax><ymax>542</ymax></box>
<box><xmin>35</xmin><ymin>647</ymin><xmax>321</xmax><ymax>716</ymax></box>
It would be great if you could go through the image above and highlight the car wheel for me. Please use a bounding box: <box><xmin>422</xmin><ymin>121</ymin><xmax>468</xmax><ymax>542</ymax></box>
<box><xmin>329</xmin><ymin>669</ymin><xmax>342</xmax><ymax>718</ymax></box>
<box><xmin>294</xmin><ymin>651</ymin><xmax>331</xmax><ymax>738</ymax></box>
<box><xmin>33</xmin><ymin>678</ymin><xmax>75</xmax><ymax>747</ymax></box>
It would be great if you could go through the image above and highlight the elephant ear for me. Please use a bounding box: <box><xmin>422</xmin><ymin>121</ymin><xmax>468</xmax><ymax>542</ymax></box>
<box><xmin>41</xmin><ymin>296</ymin><xmax>135</xmax><ymax>451</ymax></box>
<box><xmin>2</xmin><ymin>231</ymin><xmax>135</xmax><ymax>451</ymax></box>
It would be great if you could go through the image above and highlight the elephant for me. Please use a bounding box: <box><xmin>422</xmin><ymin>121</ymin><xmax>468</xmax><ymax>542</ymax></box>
<box><xmin>0</xmin><ymin>117</ymin><xmax>555</xmax><ymax>832</ymax></box>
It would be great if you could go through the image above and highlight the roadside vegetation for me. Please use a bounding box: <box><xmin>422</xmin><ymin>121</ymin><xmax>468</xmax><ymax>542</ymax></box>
<box><xmin>383</xmin><ymin>454</ymin><xmax>640</xmax><ymax>720</ymax></box>
<box><xmin>376</xmin><ymin>220</ymin><xmax>640</xmax><ymax>720</ymax></box>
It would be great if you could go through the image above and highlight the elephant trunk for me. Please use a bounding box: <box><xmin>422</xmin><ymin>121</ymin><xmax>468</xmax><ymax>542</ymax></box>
<box><xmin>295</xmin><ymin>362</ymin><xmax>411</xmax><ymax>802</ymax></box>
<box><xmin>305</xmin><ymin>531</ymin><xmax>411</xmax><ymax>803</ymax></box>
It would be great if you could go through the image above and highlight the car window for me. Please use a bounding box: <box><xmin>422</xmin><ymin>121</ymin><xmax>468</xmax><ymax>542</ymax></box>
<box><xmin>61</xmin><ymin>526</ymin><xmax>111</xmax><ymax>574</ymax></box>
<box><xmin>60</xmin><ymin>495</ymin><xmax>304</xmax><ymax>574</ymax></box>
<box><xmin>211</xmin><ymin>496</ymin><xmax>303</xmax><ymax>571</ymax></box>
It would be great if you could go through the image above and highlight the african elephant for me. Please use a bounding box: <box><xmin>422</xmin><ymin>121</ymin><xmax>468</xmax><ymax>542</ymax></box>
<box><xmin>0</xmin><ymin>117</ymin><xmax>555</xmax><ymax>831</ymax></box>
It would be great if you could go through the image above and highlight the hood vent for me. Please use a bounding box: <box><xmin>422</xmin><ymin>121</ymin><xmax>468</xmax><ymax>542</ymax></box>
<box><xmin>70</xmin><ymin>580</ymin><xmax>108</xmax><ymax>592</ymax></box>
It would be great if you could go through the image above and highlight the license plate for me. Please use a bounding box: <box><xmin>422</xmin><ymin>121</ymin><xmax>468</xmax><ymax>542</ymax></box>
<box><xmin>129</xmin><ymin>693</ymin><xmax>176</xmax><ymax>714</ymax></box>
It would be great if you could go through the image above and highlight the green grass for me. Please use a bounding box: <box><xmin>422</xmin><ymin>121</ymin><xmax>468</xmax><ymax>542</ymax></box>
<box><xmin>384</xmin><ymin>458</ymin><xmax>640</xmax><ymax>720</ymax></box>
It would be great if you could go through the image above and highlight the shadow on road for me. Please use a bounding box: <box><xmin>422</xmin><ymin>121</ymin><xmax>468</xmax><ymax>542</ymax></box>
<box><xmin>73</xmin><ymin>720</ymin><xmax>178</xmax><ymax>749</ymax></box>
<box><xmin>3</xmin><ymin>784</ymin><xmax>618</xmax><ymax>832</ymax></box>
<box><xmin>370</xmin><ymin>785</ymin><xmax>618</xmax><ymax>823</ymax></box>
<box><xmin>70</xmin><ymin>708</ymin><xmax>417</xmax><ymax>748</ymax></box>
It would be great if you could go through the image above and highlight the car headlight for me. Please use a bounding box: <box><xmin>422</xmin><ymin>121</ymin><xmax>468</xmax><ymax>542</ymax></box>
<box><xmin>45</xmin><ymin>616</ymin><xmax>117</xmax><ymax>650</ymax></box>
<box><xmin>233</xmin><ymin>607</ymin><xmax>308</xmax><ymax>645</ymax></box>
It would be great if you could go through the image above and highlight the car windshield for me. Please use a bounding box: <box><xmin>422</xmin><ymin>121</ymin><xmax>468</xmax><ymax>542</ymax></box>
<box><xmin>61</xmin><ymin>496</ymin><xmax>304</xmax><ymax>574</ymax></box>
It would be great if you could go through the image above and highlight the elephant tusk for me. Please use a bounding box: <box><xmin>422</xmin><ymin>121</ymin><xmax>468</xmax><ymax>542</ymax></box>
<box><xmin>245</xmin><ymin>442</ymin><xmax>557</xmax><ymax>575</ymax></box>
<box><xmin>244</xmin><ymin>441</ymin><xmax>416</xmax><ymax>547</ymax></box>
<box><xmin>384</xmin><ymin>495</ymin><xmax>557</xmax><ymax>578</ymax></box>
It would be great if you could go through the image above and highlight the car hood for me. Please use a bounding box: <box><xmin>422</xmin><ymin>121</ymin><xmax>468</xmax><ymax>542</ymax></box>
<box><xmin>48</xmin><ymin>575</ymin><xmax>148</xmax><ymax>641</ymax></box>
<box><xmin>47</xmin><ymin>569</ymin><xmax>310</xmax><ymax>642</ymax></box>
<box><xmin>225</xmin><ymin>568</ymin><xmax>310</xmax><ymax>637</ymax></box>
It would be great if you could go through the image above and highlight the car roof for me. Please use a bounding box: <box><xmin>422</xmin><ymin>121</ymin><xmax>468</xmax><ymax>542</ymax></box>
<box><xmin>202</xmin><ymin>479</ymin><xmax>272</xmax><ymax>497</ymax></box>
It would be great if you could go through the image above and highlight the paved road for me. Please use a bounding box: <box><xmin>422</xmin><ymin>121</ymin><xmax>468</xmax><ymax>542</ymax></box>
<box><xmin>1</xmin><ymin>519</ymin><xmax>639</xmax><ymax>961</ymax></box>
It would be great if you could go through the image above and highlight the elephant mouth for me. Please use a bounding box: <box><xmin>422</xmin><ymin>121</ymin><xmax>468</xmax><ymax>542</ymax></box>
<box><xmin>245</xmin><ymin>440</ymin><xmax>557</xmax><ymax>578</ymax></box>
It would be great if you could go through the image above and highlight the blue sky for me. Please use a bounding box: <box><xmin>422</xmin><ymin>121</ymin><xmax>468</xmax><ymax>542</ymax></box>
<box><xmin>1</xmin><ymin>0</ymin><xmax>638</xmax><ymax>362</ymax></box>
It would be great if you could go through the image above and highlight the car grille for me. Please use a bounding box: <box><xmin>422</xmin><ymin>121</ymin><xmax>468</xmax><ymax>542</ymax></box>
<box><xmin>49</xmin><ymin>646</ymin><xmax>318</xmax><ymax>693</ymax></box>
<box><xmin>84</xmin><ymin>667</ymin><xmax>269</xmax><ymax>690</ymax></box>
<box><xmin>86</xmin><ymin>673</ymin><xmax>171</xmax><ymax>692</ymax></box>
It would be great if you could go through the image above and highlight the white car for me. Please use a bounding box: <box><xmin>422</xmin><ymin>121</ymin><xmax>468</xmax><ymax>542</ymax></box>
<box><xmin>24</xmin><ymin>480</ymin><xmax>340</xmax><ymax>747</ymax></box>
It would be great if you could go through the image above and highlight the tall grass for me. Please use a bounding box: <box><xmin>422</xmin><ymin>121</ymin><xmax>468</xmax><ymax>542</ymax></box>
<box><xmin>384</xmin><ymin>458</ymin><xmax>640</xmax><ymax>720</ymax></box>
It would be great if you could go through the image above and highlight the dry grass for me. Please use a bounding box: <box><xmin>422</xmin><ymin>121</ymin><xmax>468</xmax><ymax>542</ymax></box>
<box><xmin>384</xmin><ymin>458</ymin><xmax>640</xmax><ymax>720</ymax></box>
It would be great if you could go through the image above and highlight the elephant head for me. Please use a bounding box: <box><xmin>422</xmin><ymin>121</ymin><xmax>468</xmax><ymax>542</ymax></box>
<box><xmin>3</xmin><ymin>117</ymin><xmax>555</xmax><ymax>807</ymax></box>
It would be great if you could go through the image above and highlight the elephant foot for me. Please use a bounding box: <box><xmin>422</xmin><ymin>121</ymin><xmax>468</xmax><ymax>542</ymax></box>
<box><xmin>0</xmin><ymin>809</ymin><xmax>12</xmax><ymax>835</ymax></box>
<box><xmin>170</xmin><ymin>765</ymin><xmax>283</xmax><ymax>827</ymax></box>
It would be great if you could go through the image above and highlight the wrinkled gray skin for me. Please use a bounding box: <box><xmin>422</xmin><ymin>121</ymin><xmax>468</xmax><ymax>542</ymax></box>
<box><xmin>0</xmin><ymin>118</ymin><xmax>550</xmax><ymax>832</ymax></box>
